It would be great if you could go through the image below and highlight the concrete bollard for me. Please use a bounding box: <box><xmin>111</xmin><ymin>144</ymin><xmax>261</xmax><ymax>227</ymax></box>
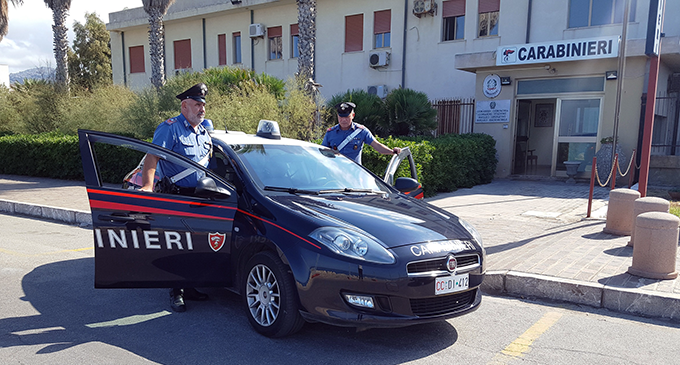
<box><xmin>627</xmin><ymin>197</ymin><xmax>670</xmax><ymax>247</ymax></box>
<box><xmin>603</xmin><ymin>188</ymin><xmax>640</xmax><ymax>236</ymax></box>
<box><xmin>627</xmin><ymin>212</ymin><xmax>680</xmax><ymax>280</ymax></box>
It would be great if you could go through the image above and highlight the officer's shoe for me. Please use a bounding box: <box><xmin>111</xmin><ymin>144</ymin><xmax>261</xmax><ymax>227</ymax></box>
<box><xmin>170</xmin><ymin>288</ymin><xmax>186</xmax><ymax>312</ymax></box>
<box><xmin>183</xmin><ymin>287</ymin><xmax>209</xmax><ymax>301</ymax></box>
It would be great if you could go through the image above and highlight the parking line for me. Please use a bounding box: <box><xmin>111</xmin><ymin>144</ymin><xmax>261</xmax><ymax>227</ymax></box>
<box><xmin>487</xmin><ymin>311</ymin><xmax>563</xmax><ymax>364</ymax></box>
<box><xmin>0</xmin><ymin>247</ymin><xmax>92</xmax><ymax>256</ymax></box>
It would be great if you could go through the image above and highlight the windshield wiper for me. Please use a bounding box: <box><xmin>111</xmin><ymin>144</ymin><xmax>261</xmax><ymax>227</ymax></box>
<box><xmin>318</xmin><ymin>188</ymin><xmax>386</xmax><ymax>195</ymax></box>
<box><xmin>264</xmin><ymin>186</ymin><xmax>320</xmax><ymax>195</ymax></box>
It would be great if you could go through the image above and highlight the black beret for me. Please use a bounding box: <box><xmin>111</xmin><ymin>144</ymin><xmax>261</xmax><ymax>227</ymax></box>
<box><xmin>176</xmin><ymin>83</ymin><xmax>208</xmax><ymax>103</ymax></box>
<box><xmin>334</xmin><ymin>102</ymin><xmax>356</xmax><ymax>117</ymax></box>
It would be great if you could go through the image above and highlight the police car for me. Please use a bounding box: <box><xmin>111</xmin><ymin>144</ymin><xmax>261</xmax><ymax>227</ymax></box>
<box><xmin>78</xmin><ymin>120</ymin><xmax>485</xmax><ymax>337</ymax></box>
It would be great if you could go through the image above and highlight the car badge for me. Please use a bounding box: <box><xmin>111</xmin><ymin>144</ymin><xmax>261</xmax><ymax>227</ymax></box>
<box><xmin>445</xmin><ymin>254</ymin><xmax>457</xmax><ymax>273</ymax></box>
<box><xmin>208</xmin><ymin>232</ymin><xmax>226</xmax><ymax>252</ymax></box>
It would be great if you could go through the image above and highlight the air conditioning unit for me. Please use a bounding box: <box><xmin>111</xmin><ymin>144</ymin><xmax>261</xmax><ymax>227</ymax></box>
<box><xmin>369</xmin><ymin>51</ymin><xmax>390</xmax><ymax>68</ymax></box>
<box><xmin>413</xmin><ymin>0</ymin><xmax>437</xmax><ymax>18</ymax></box>
<box><xmin>249</xmin><ymin>23</ymin><xmax>265</xmax><ymax>38</ymax></box>
<box><xmin>367</xmin><ymin>85</ymin><xmax>388</xmax><ymax>98</ymax></box>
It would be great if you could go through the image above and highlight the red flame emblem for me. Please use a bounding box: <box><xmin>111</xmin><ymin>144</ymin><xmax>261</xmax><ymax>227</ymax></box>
<box><xmin>208</xmin><ymin>232</ymin><xmax>226</xmax><ymax>252</ymax></box>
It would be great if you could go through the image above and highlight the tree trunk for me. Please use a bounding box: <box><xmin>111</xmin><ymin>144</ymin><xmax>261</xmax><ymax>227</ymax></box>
<box><xmin>52</xmin><ymin>3</ymin><xmax>69</xmax><ymax>91</ymax></box>
<box><xmin>296</xmin><ymin>0</ymin><xmax>316</xmax><ymax>81</ymax></box>
<box><xmin>147</xmin><ymin>7</ymin><xmax>166</xmax><ymax>90</ymax></box>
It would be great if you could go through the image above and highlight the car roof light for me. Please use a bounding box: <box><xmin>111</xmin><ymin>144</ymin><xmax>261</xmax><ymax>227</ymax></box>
<box><xmin>256</xmin><ymin>120</ymin><xmax>281</xmax><ymax>140</ymax></box>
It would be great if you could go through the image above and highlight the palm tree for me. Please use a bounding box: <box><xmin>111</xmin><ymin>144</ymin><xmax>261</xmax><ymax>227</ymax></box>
<box><xmin>142</xmin><ymin>0</ymin><xmax>176</xmax><ymax>90</ymax></box>
<box><xmin>0</xmin><ymin>0</ymin><xmax>24</xmax><ymax>42</ymax></box>
<box><xmin>296</xmin><ymin>0</ymin><xmax>316</xmax><ymax>80</ymax></box>
<box><xmin>44</xmin><ymin>0</ymin><xmax>71</xmax><ymax>90</ymax></box>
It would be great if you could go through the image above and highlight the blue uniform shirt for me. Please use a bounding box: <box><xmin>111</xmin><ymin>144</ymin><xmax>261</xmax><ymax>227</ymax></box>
<box><xmin>151</xmin><ymin>114</ymin><xmax>212</xmax><ymax>187</ymax></box>
<box><xmin>321</xmin><ymin>122</ymin><xmax>375</xmax><ymax>164</ymax></box>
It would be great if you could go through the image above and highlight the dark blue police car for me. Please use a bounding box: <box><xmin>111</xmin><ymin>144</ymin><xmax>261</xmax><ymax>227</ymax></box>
<box><xmin>78</xmin><ymin>121</ymin><xmax>485</xmax><ymax>337</ymax></box>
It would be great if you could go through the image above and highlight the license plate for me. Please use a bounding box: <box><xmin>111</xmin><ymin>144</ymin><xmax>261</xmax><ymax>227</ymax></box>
<box><xmin>435</xmin><ymin>273</ymin><xmax>469</xmax><ymax>295</ymax></box>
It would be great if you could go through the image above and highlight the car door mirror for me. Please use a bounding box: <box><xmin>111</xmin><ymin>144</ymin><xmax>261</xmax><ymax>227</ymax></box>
<box><xmin>394</xmin><ymin>177</ymin><xmax>420</xmax><ymax>193</ymax></box>
<box><xmin>195</xmin><ymin>177</ymin><xmax>232</xmax><ymax>199</ymax></box>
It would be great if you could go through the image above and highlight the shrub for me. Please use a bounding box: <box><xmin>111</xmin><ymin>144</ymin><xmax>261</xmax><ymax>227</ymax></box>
<box><xmin>383</xmin><ymin>88</ymin><xmax>437</xmax><ymax>137</ymax></box>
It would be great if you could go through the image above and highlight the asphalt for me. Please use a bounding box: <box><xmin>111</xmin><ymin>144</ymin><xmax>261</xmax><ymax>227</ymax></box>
<box><xmin>1</xmin><ymin>173</ymin><xmax>679</xmax><ymax>323</ymax></box>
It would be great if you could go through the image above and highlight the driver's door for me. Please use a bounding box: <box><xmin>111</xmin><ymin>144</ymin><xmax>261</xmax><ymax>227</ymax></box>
<box><xmin>383</xmin><ymin>147</ymin><xmax>423</xmax><ymax>199</ymax></box>
<box><xmin>78</xmin><ymin>130</ymin><xmax>238</xmax><ymax>289</ymax></box>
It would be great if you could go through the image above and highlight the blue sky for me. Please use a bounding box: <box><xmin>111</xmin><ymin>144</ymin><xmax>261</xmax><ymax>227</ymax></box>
<box><xmin>0</xmin><ymin>1</ymin><xmax>142</xmax><ymax>73</ymax></box>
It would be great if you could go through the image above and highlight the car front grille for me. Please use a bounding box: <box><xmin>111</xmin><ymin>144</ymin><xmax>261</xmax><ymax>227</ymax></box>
<box><xmin>410</xmin><ymin>289</ymin><xmax>476</xmax><ymax>317</ymax></box>
<box><xmin>407</xmin><ymin>254</ymin><xmax>480</xmax><ymax>276</ymax></box>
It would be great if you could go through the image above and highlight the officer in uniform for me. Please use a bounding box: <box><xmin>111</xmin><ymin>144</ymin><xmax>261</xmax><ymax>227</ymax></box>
<box><xmin>322</xmin><ymin>102</ymin><xmax>400</xmax><ymax>164</ymax></box>
<box><xmin>139</xmin><ymin>83</ymin><xmax>212</xmax><ymax>312</ymax></box>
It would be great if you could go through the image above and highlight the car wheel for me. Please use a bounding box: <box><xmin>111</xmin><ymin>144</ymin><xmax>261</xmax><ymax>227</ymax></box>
<box><xmin>243</xmin><ymin>251</ymin><xmax>305</xmax><ymax>337</ymax></box>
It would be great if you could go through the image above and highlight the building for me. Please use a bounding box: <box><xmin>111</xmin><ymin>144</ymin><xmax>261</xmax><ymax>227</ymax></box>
<box><xmin>106</xmin><ymin>0</ymin><xmax>680</xmax><ymax>184</ymax></box>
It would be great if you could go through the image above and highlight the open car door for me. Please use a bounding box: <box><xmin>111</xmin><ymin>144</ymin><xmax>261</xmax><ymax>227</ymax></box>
<box><xmin>78</xmin><ymin>130</ymin><xmax>238</xmax><ymax>289</ymax></box>
<box><xmin>383</xmin><ymin>147</ymin><xmax>424</xmax><ymax>199</ymax></box>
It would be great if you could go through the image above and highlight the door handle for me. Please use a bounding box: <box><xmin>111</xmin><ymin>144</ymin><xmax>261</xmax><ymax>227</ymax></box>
<box><xmin>98</xmin><ymin>214</ymin><xmax>135</xmax><ymax>223</ymax></box>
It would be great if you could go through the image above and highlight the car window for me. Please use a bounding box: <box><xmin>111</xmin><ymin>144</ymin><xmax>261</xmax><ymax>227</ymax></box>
<box><xmin>231</xmin><ymin>144</ymin><xmax>387</xmax><ymax>191</ymax></box>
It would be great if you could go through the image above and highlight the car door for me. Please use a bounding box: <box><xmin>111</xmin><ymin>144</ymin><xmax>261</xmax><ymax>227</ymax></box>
<box><xmin>383</xmin><ymin>146</ymin><xmax>424</xmax><ymax>199</ymax></box>
<box><xmin>78</xmin><ymin>130</ymin><xmax>238</xmax><ymax>289</ymax></box>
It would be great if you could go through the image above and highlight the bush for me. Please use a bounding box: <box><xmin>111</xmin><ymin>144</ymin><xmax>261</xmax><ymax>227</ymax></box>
<box><xmin>383</xmin><ymin>88</ymin><xmax>437</xmax><ymax>137</ymax></box>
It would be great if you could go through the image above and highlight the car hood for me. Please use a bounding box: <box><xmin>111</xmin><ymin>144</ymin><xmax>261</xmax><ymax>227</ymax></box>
<box><xmin>269</xmin><ymin>193</ymin><xmax>472</xmax><ymax>248</ymax></box>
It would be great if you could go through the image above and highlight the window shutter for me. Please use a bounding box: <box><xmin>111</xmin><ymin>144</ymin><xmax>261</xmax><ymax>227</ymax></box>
<box><xmin>233</xmin><ymin>31</ymin><xmax>241</xmax><ymax>37</ymax></box>
<box><xmin>129</xmin><ymin>45</ymin><xmax>145</xmax><ymax>73</ymax></box>
<box><xmin>478</xmin><ymin>0</ymin><xmax>500</xmax><ymax>13</ymax></box>
<box><xmin>374</xmin><ymin>10</ymin><xmax>391</xmax><ymax>34</ymax></box>
<box><xmin>218</xmin><ymin>34</ymin><xmax>226</xmax><ymax>66</ymax></box>
<box><xmin>173</xmin><ymin>39</ymin><xmax>192</xmax><ymax>69</ymax></box>
<box><xmin>291</xmin><ymin>23</ymin><xmax>299</xmax><ymax>36</ymax></box>
<box><xmin>443</xmin><ymin>0</ymin><xmax>466</xmax><ymax>17</ymax></box>
<box><xmin>345</xmin><ymin>14</ymin><xmax>364</xmax><ymax>52</ymax></box>
<box><xmin>268</xmin><ymin>26</ymin><xmax>282</xmax><ymax>38</ymax></box>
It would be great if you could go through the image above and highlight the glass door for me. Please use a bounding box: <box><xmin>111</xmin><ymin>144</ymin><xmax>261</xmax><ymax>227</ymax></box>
<box><xmin>554</xmin><ymin>98</ymin><xmax>601</xmax><ymax>175</ymax></box>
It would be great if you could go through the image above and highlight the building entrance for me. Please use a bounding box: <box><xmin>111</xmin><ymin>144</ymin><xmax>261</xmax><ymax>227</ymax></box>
<box><xmin>512</xmin><ymin>99</ymin><xmax>556</xmax><ymax>176</ymax></box>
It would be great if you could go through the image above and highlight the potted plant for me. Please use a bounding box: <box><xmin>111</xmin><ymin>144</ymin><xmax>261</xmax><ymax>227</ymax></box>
<box><xmin>594</xmin><ymin>136</ymin><xmax>626</xmax><ymax>184</ymax></box>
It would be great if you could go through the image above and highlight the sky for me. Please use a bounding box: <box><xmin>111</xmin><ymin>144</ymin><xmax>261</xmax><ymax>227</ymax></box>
<box><xmin>0</xmin><ymin>0</ymin><xmax>143</xmax><ymax>74</ymax></box>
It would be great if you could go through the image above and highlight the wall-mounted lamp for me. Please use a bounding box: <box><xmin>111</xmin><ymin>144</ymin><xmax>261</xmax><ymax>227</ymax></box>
<box><xmin>500</xmin><ymin>76</ymin><xmax>511</xmax><ymax>85</ymax></box>
<box><xmin>606</xmin><ymin>70</ymin><xmax>618</xmax><ymax>80</ymax></box>
<box><xmin>231</xmin><ymin>0</ymin><xmax>242</xmax><ymax>4</ymax></box>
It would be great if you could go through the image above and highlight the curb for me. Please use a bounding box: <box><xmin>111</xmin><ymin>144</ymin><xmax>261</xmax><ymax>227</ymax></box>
<box><xmin>0</xmin><ymin>199</ymin><xmax>92</xmax><ymax>226</ymax></box>
<box><xmin>482</xmin><ymin>270</ymin><xmax>680</xmax><ymax>322</ymax></box>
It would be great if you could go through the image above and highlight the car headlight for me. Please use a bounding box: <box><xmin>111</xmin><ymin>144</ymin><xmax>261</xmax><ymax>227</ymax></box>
<box><xmin>459</xmin><ymin>218</ymin><xmax>483</xmax><ymax>247</ymax></box>
<box><xmin>309</xmin><ymin>227</ymin><xmax>395</xmax><ymax>264</ymax></box>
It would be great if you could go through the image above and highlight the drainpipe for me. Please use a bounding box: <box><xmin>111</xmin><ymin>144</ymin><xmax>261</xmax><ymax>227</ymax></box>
<box><xmin>526</xmin><ymin>0</ymin><xmax>532</xmax><ymax>43</ymax></box>
<box><xmin>401</xmin><ymin>0</ymin><xmax>408</xmax><ymax>88</ymax></box>
<box><xmin>251</xmin><ymin>10</ymin><xmax>255</xmax><ymax>71</ymax></box>
<box><xmin>121</xmin><ymin>31</ymin><xmax>127</xmax><ymax>87</ymax></box>
<box><xmin>203</xmin><ymin>18</ymin><xmax>207</xmax><ymax>70</ymax></box>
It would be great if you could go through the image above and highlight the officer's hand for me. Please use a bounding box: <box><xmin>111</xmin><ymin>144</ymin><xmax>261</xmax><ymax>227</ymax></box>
<box><xmin>139</xmin><ymin>185</ymin><xmax>153</xmax><ymax>192</ymax></box>
<box><xmin>392</xmin><ymin>147</ymin><xmax>402</xmax><ymax>155</ymax></box>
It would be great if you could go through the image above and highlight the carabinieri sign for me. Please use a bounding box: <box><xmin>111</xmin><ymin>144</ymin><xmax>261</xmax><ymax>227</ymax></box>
<box><xmin>496</xmin><ymin>36</ymin><xmax>620</xmax><ymax>66</ymax></box>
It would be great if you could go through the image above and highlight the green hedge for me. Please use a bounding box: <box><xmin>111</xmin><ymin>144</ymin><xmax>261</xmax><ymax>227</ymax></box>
<box><xmin>0</xmin><ymin>132</ymin><xmax>497</xmax><ymax>195</ymax></box>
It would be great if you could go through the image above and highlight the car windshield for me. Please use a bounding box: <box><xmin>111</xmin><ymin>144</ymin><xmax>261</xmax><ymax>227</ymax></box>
<box><xmin>231</xmin><ymin>144</ymin><xmax>388</xmax><ymax>193</ymax></box>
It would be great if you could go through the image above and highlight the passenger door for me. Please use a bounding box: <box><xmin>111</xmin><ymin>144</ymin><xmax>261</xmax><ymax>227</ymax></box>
<box><xmin>78</xmin><ymin>130</ymin><xmax>238</xmax><ymax>289</ymax></box>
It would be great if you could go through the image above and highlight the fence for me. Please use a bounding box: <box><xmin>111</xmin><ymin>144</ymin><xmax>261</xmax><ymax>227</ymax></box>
<box><xmin>651</xmin><ymin>93</ymin><xmax>680</xmax><ymax>156</ymax></box>
<box><xmin>431</xmin><ymin>98</ymin><xmax>475</xmax><ymax>136</ymax></box>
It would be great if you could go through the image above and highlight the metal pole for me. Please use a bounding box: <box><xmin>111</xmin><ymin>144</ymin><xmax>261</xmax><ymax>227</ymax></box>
<box><xmin>639</xmin><ymin>54</ymin><xmax>661</xmax><ymax>197</ymax></box>
<box><xmin>587</xmin><ymin>156</ymin><xmax>596</xmax><ymax>218</ymax></box>
<box><xmin>611</xmin><ymin>0</ymin><xmax>631</xmax><ymax>169</ymax></box>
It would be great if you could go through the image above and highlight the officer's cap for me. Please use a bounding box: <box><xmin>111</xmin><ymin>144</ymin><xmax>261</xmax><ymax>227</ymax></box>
<box><xmin>176</xmin><ymin>83</ymin><xmax>208</xmax><ymax>103</ymax></box>
<box><xmin>335</xmin><ymin>102</ymin><xmax>356</xmax><ymax>117</ymax></box>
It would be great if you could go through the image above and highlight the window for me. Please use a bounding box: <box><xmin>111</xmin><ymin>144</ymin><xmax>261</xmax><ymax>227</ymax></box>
<box><xmin>374</xmin><ymin>10</ymin><xmax>391</xmax><ymax>48</ymax></box>
<box><xmin>129</xmin><ymin>45</ymin><xmax>145</xmax><ymax>73</ymax></box>
<box><xmin>268</xmin><ymin>26</ymin><xmax>283</xmax><ymax>60</ymax></box>
<box><xmin>233</xmin><ymin>32</ymin><xmax>242</xmax><ymax>64</ymax></box>
<box><xmin>291</xmin><ymin>24</ymin><xmax>300</xmax><ymax>58</ymax></box>
<box><xmin>345</xmin><ymin>14</ymin><xmax>364</xmax><ymax>52</ymax></box>
<box><xmin>568</xmin><ymin>0</ymin><xmax>636</xmax><ymax>28</ymax></box>
<box><xmin>478</xmin><ymin>0</ymin><xmax>499</xmax><ymax>37</ymax></box>
<box><xmin>443</xmin><ymin>0</ymin><xmax>465</xmax><ymax>41</ymax></box>
<box><xmin>173</xmin><ymin>39</ymin><xmax>192</xmax><ymax>70</ymax></box>
<box><xmin>218</xmin><ymin>34</ymin><xmax>227</xmax><ymax>66</ymax></box>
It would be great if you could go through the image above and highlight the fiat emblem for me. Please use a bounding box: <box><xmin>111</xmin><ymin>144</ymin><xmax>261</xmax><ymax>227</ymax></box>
<box><xmin>445</xmin><ymin>254</ymin><xmax>457</xmax><ymax>273</ymax></box>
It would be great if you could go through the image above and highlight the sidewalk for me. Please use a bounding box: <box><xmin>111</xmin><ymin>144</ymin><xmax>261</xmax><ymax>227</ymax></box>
<box><xmin>1</xmin><ymin>174</ymin><xmax>679</xmax><ymax>322</ymax></box>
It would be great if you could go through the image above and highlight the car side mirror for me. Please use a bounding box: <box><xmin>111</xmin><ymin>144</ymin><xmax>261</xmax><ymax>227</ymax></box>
<box><xmin>195</xmin><ymin>177</ymin><xmax>232</xmax><ymax>199</ymax></box>
<box><xmin>394</xmin><ymin>177</ymin><xmax>420</xmax><ymax>193</ymax></box>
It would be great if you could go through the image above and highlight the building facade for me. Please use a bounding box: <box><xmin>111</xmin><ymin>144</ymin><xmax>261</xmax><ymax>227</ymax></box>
<box><xmin>106</xmin><ymin>0</ymin><xmax>680</xmax><ymax>183</ymax></box>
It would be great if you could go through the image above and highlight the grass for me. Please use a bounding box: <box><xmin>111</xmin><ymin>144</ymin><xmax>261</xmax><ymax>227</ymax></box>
<box><xmin>671</xmin><ymin>202</ymin><xmax>679</xmax><ymax>218</ymax></box>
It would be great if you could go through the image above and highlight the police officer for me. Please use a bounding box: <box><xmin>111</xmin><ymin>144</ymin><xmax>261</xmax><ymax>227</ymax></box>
<box><xmin>139</xmin><ymin>83</ymin><xmax>212</xmax><ymax>312</ymax></box>
<box><xmin>322</xmin><ymin>102</ymin><xmax>400</xmax><ymax>164</ymax></box>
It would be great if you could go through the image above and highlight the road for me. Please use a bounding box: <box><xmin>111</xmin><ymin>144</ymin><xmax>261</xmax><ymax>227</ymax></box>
<box><xmin>1</xmin><ymin>213</ymin><xmax>679</xmax><ymax>365</ymax></box>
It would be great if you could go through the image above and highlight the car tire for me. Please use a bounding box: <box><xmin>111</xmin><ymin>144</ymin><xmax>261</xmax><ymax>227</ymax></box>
<box><xmin>243</xmin><ymin>251</ymin><xmax>305</xmax><ymax>337</ymax></box>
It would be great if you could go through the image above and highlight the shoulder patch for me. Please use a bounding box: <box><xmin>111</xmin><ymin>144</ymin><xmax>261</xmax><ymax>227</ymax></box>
<box><xmin>356</xmin><ymin>123</ymin><xmax>365</xmax><ymax>129</ymax></box>
<box><xmin>327</xmin><ymin>127</ymin><xmax>332</xmax><ymax>131</ymax></box>
<box><xmin>164</xmin><ymin>117</ymin><xmax>177</xmax><ymax>125</ymax></box>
